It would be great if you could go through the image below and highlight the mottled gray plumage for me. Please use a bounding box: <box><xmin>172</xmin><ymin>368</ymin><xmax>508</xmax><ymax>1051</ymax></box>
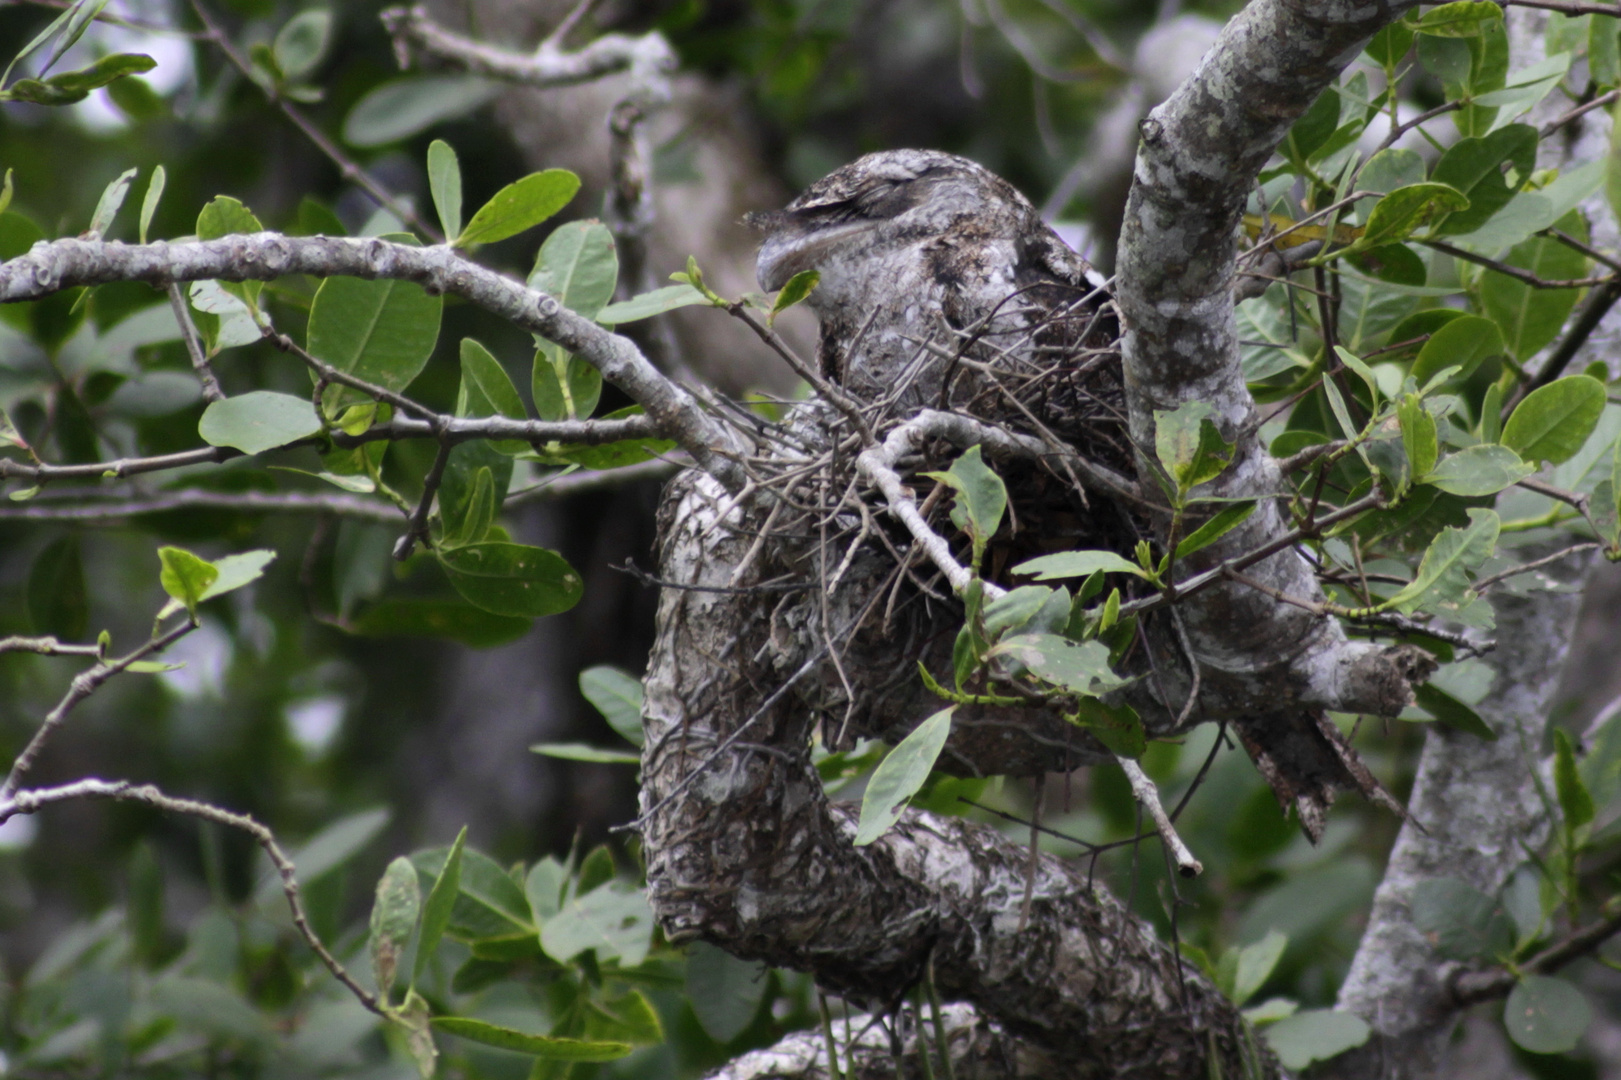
<box><xmin>748</xmin><ymin>149</ymin><xmax>1114</xmax><ymax>420</ymax></box>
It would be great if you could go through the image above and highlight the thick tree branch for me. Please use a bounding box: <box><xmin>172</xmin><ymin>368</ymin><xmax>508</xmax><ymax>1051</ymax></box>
<box><xmin>0</xmin><ymin>234</ymin><xmax>746</xmax><ymax>489</ymax></box>
<box><xmin>642</xmin><ymin>470</ymin><xmax>1271</xmax><ymax>1079</ymax></box>
<box><xmin>1113</xmin><ymin>0</ymin><xmax>1425</xmax><ymax>813</ymax></box>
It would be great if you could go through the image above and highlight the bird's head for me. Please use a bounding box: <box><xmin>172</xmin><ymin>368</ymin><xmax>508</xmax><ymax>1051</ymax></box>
<box><xmin>747</xmin><ymin>149</ymin><xmax>1035</xmax><ymax>296</ymax></box>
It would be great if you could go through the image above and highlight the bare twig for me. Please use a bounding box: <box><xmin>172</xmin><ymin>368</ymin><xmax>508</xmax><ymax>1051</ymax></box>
<box><xmin>0</xmin><ymin>778</ymin><xmax>384</xmax><ymax>1015</ymax></box>
<box><xmin>188</xmin><ymin>0</ymin><xmax>439</xmax><ymax>240</ymax></box>
<box><xmin>2</xmin><ymin>616</ymin><xmax>197</xmax><ymax>801</ymax></box>
<box><xmin>1115</xmin><ymin>755</ymin><xmax>1202</xmax><ymax>877</ymax></box>
<box><xmin>167</xmin><ymin>285</ymin><xmax>225</xmax><ymax>402</ymax></box>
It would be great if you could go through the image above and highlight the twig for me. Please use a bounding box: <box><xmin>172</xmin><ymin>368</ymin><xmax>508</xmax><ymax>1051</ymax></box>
<box><xmin>0</xmin><ymin>635</ymin><xmax>104</xmax><ymax>657</ymax></box>
<box><xmin>0</xmin><ymin>489</ymin><xmax>401</xmax><ymax>524</ymax></box>
<box><xmin>167</xmin><ymin>285</ymin><xmax>225</xmax><ymax>402</ymax></box>
<box><xmin>1454</xmin><ymin>899</ymin><xmax>1621</xmax><ymax>1005</ymax></box>
<box><xmin>1504</xmin><ymin>0</ymin><xmax>1621</xmax><ymax>16</ymax></box>
<box><xmin>1540</xmin><ymin>87</ymin><xmax>1621</xmax><ymax>138</ymax></box>
<box><xmin>728</xmin><ymin>305</ymin><xmax>875</xmax><ymax>445</ymax></box>
<box><xmin>1424</xmin><ymin>238</ymin><xmax>1613</xmax><ymax>290</ymax></box>
<box><xmin>1511</xmin><ymin>277</ymin><xmax>1621</xmax><ymax>408</ymax></box>
<box><xmin>0</xmin><ymin>778</ymin><xmax>383</xmax><ymax>1015</ymax></box>
<box><xmin>394</xmin><ymin>438</ymin><xmax>452</xmax><ymax>560</ymax></box>
<box><xmin>2</xmin><ymin>616</ymin><xmax>196</xmax><ymax>801</ymax></box>
<box><xmin>1116</xmin><ymin>755</ymin><xmax>1202</xmax><ymax>877</ymax></box>
<box><xmin>188</xmin><ymin>0</ymin><xmax>440</xmax><ymax>241</ymax></box>
<box><xmin>1469</xmin><ymin>542</ymin><xmax>1601</xmax><ymax>595</ymax></box>
<box><xmin>380</xmin><ymin>4</ymin><xmax>675</xmax><ymax>90</ymax></box>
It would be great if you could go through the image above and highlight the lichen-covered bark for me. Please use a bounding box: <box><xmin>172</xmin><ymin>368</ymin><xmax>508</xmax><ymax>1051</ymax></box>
<box><xmin>641</xmin><ymin>470</ymin><xmax>1269</xmax><ymax>1079</ymax></box>
<box><xmin>1319</xmin><ymin>548</ymin><xmax>1592</xmax><ymax>1078</ymax></box>
<box><xmin>1113</xmin><ymin>0</ymin><xmax>1427</xmax><ymax>825</ymax></box>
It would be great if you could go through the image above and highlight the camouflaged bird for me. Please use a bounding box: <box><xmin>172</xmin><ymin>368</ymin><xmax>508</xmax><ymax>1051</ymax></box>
<box><xmin>747</xmin><ymin>149</ymin><xmax>1119</xmax><ymax>433</ymax></box>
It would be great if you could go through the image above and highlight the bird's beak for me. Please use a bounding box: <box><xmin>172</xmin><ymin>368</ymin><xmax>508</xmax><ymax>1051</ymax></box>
<box><xmin>754</xmin><ymin>218</ymin><xmax>875</xmax><ymax>293</ymax></box>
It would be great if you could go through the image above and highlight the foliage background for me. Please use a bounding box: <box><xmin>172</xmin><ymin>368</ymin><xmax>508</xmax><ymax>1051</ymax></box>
<box><xmin>4</xmin><ymin>0</ymin><xmax>1621</xmax><ymax>1076</ymax></box>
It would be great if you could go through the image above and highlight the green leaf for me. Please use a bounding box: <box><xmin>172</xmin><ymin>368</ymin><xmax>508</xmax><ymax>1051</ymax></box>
<box><xmin>1175</xmin><ymin>501</ymin><xmax>1257</xmax><ymax>559</ymax></box>
<box><xmin>525</xmin><ymin>857</ymin><xmax>566</xmax><ymax>922</ymax></box>
<box><xmin>530</xmin><ymin>743</ymin><xmax>640</xmax><ymax>764</ymax></box>
<box><xmin>1412</xmin><ymin>682</ymin><xmax>1496</xmax><ymax>740</ymax></box>
<box><xmin>922</xmin><ymin>445</ymin><xmax>1007</xmax><ymax>562</ymax></box>
<box><xmin>273</xmin><ymin>9</ymin><xmax>331</xmax><ymax>82</ymax></box>
<box><xmin>88</xmin><ymin>166</ymin><xmax>137</xmax><ymax>239</ymax></box>
<box><xmin>1263</xmin><ymin>1010</ymin><xmax>1372</xmax><ymax>1071</ymax></box>
<box><xmin>1504</xmin><ymin>977</ymin><xmax>1592</xmax><ymax>1054</ymax></box>
<box><xmin>196</xmin><ymin>195</ymin><xmax>265</xmax><ymax>310</ymax></box>
<box><xmin>198</xmin><ymin>550</ymin><xmax>276</xmax><ymax>601</ymax></box>
<box><xmin>1410</xmin><ymin>315</ymin><xmax>1505</xmax><ymax>387</ymax></box>
<box><xmin>1411</xmin><ymin>877</ymin><xmax>1513</xmax><ymax>960</ymax></box>
<box><xmin>1481</xmin><ymin>223</ymin><xmax>1588</xmax><ymax>364</ymax></box>
<box><xmin>994</xmin><ymin>633</ymin><xmax>1130</xmax><ymax>695</ymax></box>
<box><xmin>432</xmin><ymin>1017</ymin><xmax>630</xmax><ymax>1061</ymax></box>
<box><xmin>413</xmin><ymin>826</ymin><xmax>465</xmax><ymax>986</ymax></box>
<box><xmin>158</xmin><ymin>546</ymin><xmax>218</xmax><ymax>614</ymax></box>
<box><xmin>308</xmin><ymin>251</ymin><xmax>443</xmax><ymax>411</ymax></box>
<box><xmin>1399</xmin><ymin>395</ymin><xmax>1438</xmax><ymax>479</ymax></box>
<box><xmin>427</xmin><ymin>139</ymin><xmax>462</xmax><ymax>243</ymax></box>
<box><xmin>1413</xmin><ymin>1</ymin><xmax>1502</xmax><ymax>36</ymax></box>
<box><xmin>370</xmin><ymin>856</ymin><xmax>421</xmax><ymax>1000</ymax></box>
<box><xmin>442</xmin><ymin>466</ymin><xmax>495</xmax><ymax>548</ymax></box>
<box><xmin>1421</xmin><ymin>444</ymin><xmax>1533</xmax><ymax>496</ymax></box>
<box><xmin>769</xmin><ymin>269</ymin><xmax>819</xmax><ymax>323</ymax></box>
<box><xmin>531</xmin><ymin>343</ymin><xmax>603</xmax><ymax>423</ymax></box>
<box><xmin>854</xmin><ymin>707</ymin><xmax>953</xmax><ymax>846</ymax></box>
<box><xmin>28</xmin><ymin>536</ymin><xmax>87</xmax><ymax>641</ymax></box>
<box><xmin>540</xmin><ymin>881</ymin><xmax>654</xmax><ymax>965</ymax></box>
<box><xmin>1431</xmin><ymin>125</ymin><xmax>1537</xmax><ymax>235</ymax></box>
<box><xmin>0</xmin><ymin>0</ymin><xmax>93</xmax><ymax>88</ymax></box>
<box><xmin>1154</xmin><ymin>401</ymin><xmax>1233</xmax><ymax>494</ymax></box>
<box><xmin>982</xmin><ymin>585</ymin><xmax>1058</xmax><ymax>638</ymax></box>
<box><xmin>342</xmin><ymin>75</ymin><xmax>501</xmax><ymax>148</ymax></box>
<box><xmin>437</xmin><ymin>542</ymin><xmax>582</xmax><ymax>618</ymax></box>
<box><xmin>458</xmin><ymin>338</ymin><xmax>527</xmax><ymax>454</ymax></box>
<box><xmin>579</xmin><ymin>666</ymin><xmax>644</xmax><ymax>747</ymax></box>
<box><xmin>1502</xmin><ymin>375</ymin><xmax>1607</xmax><ymax>466</ymax></box>
<box><xmin>1388</xmin><ymin>508</ymin><xmax>1499</xmax><ymax>613</ymax></box>
<box><xmin>1069</xmin><ymin>697</ymin><xmax>1145</xmax><ymax>758</ymax></box>
<box><xmin>595</xmin><ymin>283</ymin><xmax>710</xmax><ymax>325</ymax></box>
<box><xmin>199</xmin><ymin>391</ymin><xmax>322</xmax><ymax>455</ymax></box>
<box><xmin>1554</xmin><ymin>729</ymin><xmax>1595</xmax><ymax>832</ymax></box>
<box><xmin>346</xmin><ymin>599</ymin><xmax>529</xmax><ymax>647</ymax></box>
<box><xmin>459</xmin><ymin>170</ymin><xmax>580</xmax><ymax>248</ymax></box>
<box><xmin>1231</xmin><ymin>930</ymin><xmax>1288</xmax><ymax>1007</ymax></box>
<box><xmin>1013</xmin><ymin>550</ymin><xmax>1147</xmax><ymax>581</ymax></box>
<box><xmin>686</xmin><ymin>941</ymin><xmax>767</xmax><ymax>1044</ymax></box>
<box><xmin>528</xmin><ymin>219</ymin><xmax>618</xmax><ymax>320</ymax></box>
<box><xmin>1358</xmin><ymin>182</ymin><xmax>1470</xmax><ymax>247</ymax></box>
<box><xmin>139</xmin><ymin>165</ymin><xmax>164</xmax><ymax>245</ymax></box>
<box><xmin>4</xmin><ymin>51</ymin><xmax>155</xmax><ymax>105</ymax></box>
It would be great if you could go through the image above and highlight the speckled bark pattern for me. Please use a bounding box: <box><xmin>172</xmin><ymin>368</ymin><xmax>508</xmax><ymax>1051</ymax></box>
<box><xmin>642</xmin><ymin>470</ymin><xmax>1269</xmax><ymax>1079</ymax></box>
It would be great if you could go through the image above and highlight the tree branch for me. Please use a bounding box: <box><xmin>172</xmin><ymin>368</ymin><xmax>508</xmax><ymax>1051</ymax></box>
<box><xmin>0</xmin><ymin>234</ymin><xmax>747</xmax><ymax>490</ymax></box>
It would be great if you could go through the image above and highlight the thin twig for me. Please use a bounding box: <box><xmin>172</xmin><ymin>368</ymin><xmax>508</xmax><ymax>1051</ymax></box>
<box><xmin>167</xmin><ymin>284</ymin><xmax>225</xmax><ymax>402</ymax></box>
<box><xmin>0</xmin><ymin>778</ymin><xmax>384</xmax><ymax>1015</ymax></box>
<box><xmin>2</xmin><ymin>616</ymin><xmax>196</xmax><ymax>801</ymax></box>
<box><xmin>1115</xmin><ymin>755</ymin><xmax>1202</xmax><ymax>877</ymax></box>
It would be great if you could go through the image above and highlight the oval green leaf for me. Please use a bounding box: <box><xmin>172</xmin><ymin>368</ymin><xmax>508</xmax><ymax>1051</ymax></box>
<box><xmin>459</xmin><ymin>169</ymin><xmax>580</xmax><ymax>248</ymax></box>
<box><xmin>308</xmin><ymin>256</ymin><xmax>443</xmax><ymax>410</ymax></box>
<box><xmin>579</xmin><ymin>665</ymin><xmax>644</xmax><ymax>747</ymax></box>
<box><xmin>1504</xmin><ymin>976</ymin><xmax>1591</xmax><ymax>1054</ymax></box>
<box><xmin>1013</xmin><ymin>550</ymin><xmax>1147</xmax><ymax>581</ymax></box>
<box><xmin>437</xmin><ymin>541</ymin><xmax>583</xmax><ymax>618</ymax></box>
<box><xmin>528</xmin><ymin>219</ymin><xmax>618</xmax><ymax>319</ymax></box>
<box><xmin>854</xmin><ymin>707</ymin><xmax>954</xmax><ymax>846</ymax></box>
<box><xmin>1501</xmin><ymin>375</ymin><xmax>1607</xmax><ymax>466</ymax></box>
<box><xmin>432</xmin><ymin>1017</ymin><xmax>631</xmax><ymax>1061</ymax></box>
<box><xmin>199</xmin><ymin>391</ymin><xmax>322</xmax><ymax>455</ymax></box>
<box><xmin>1410</xmin><ymin>315</ymin><xmax>1505</xmax><ymax>387</ymax></box>
<box><xmin>342</xmin><ymin>75</ymin><xmax>500</xmax><ymax>148</ymax></box>
<box><xmin>1421</xmin><ymin>444</ymin><xmax>1534</xmax><ymax>496</ymax></box>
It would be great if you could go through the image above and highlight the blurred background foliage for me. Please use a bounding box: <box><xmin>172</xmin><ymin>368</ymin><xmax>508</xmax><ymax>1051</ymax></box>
<box><xmin>3</xmin><ymin>0</ymin><xmax>1621</xmax><ymax>1076</ymax></box>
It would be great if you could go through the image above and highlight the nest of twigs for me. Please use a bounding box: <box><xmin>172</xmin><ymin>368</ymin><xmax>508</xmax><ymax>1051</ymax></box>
<box><xmin>696</xmin><ymin>288</ymin><xmax>1158</xmax><ymax>779</ymax></box>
